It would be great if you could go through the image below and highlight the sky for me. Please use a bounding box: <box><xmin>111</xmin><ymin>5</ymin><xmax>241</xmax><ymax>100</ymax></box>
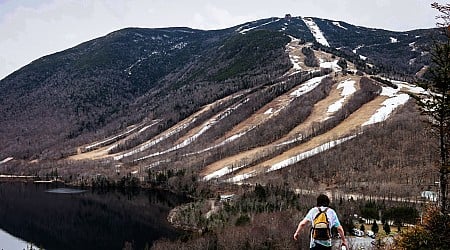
<box><xmin>0</xmin><ymin>0</ymin><xmax>447</xmax><ymax>80</ymax></box>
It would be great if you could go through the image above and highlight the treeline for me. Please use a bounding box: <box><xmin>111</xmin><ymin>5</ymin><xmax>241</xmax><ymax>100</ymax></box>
<box><xmin>0</xmin><ymin>29</ymin><xmax>292</xmax><ymax>162</ymax></box>
<box><xmin>151</xmin><ymin>183</ymin><xmax>422</xmax><ymax>250</ymax></box>
<box><xmin>267</xmin><ymin>100</ymin><xmax>438</xmax><ymax>199</ymax></box>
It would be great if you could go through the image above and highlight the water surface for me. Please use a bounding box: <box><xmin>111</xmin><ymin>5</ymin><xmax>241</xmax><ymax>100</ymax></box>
<box><xmin>0</xmin><ymin>182</ymin><xmax>187</xmax><ymax>250</ymax></box>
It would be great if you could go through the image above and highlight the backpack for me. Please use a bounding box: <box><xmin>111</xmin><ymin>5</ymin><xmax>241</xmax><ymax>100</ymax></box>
<box><xmin>312</xmin><ymin>207</ymin><xmax>331</xmax><ymax>240</ymax></box>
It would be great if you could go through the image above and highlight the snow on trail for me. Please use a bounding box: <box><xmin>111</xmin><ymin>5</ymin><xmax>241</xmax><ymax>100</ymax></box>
<box><xmin>206</xmin><ymin>78</ymin><xmax>425</xmax><ymax>183</ymax></box>
<box><xmin>352</xmin><ymin>45</ymin><xmax>368</xmax><ymax>61</ymax></box>
<box><xmin>362</xmin><ymin>80</ymin><xmax>426</xmax><ymax>127</ymax></box>
<box><xmin>332</xmin><ymin>21</ymin><xmax>348</xmax><ymax>30</ymax></box>
<box><xmin>264</xmin><ymin>108</ymin><xmax>274</xmax><ymax>114</ymax></box>
<box><xmin>290</xmin><ymin>75</ymin><xmax>327</xmax><ymax>97</ymax></box>
<box><xmin>134</xmin><ymin>98</ymin><xmax>250</xmax><ymax>162</ymax></box>
<box><xmin>327</xmin><ymin>79</ymin><xmax>356</xmax><ymax>113</ymax></box>
<box><xmin>186</xmin><ymin>129</ymin><xmax>254</xmax><ymax>157</ymax></box>
<box><xmin>362</xmin><ymin>86</ymin><xmax>409</xmax><ymax>126</ymax></box>
<box><xmin>393</xmin><ymin>80</ymin><xmax>427</xmax><ymax>95</ymax></box>
<box><xmin>85</xmin><ymin>121</ymin><xmax>159</xmax><ymax>151</ymax></box>
<box><xmin>0</xmin><ymin>157</ymin><xmax>13</xmax><ymax>164</ymax></box>
<box><xmin>302</xmin><ymin>17</ymin><xmax>330</xmax><ymax>47</ymax></box>
<box><xmin>285</xmin><ymin>36</ymin><xmax>304</xmax><ymax>75</ymax></box>
<box><xmin>290</xmin><ymin>55</ymin><xmax>302</xmax><ymax>71</ymax></box>
<box><xmin>203</xmin><ymin>162</ymin><xmax>251</xmax><ymax>181</ymax></box>
<box><xmin>319</xmin><ymin>59</ymin><xmax>341</xmax><ymax>71</ymax></box>
<box><xmin>114</xmin><ymin>122</ymin><xmax>191</xmax><ymax>160</ymax></box>
<box><xmin>227</xmin><ymin>171</ymin><xmax>256</xmax><ymax>183</ymax></box>
<box><xmin>237</xmin><ymin>19</ymin><xmax>281</xmax><ymax>34</ymax></box>
<box><xmin>201</xmin><ymin>75</ymin><xmax>330</xmax><ymax>178</ymax></box>
<box><xmin>200</xmin><ymin>76</ymin><xmax>327</xmax><ymax>154</ymax></box>
<box><xmin>227</xmin><ymin>135</ymin><xmax>356</xmax><ymax>183</ymax></box>
<box><xmin>266</xmin><ymin>135</ymin><xmax>356</xmax><ymax>172</ymax></box>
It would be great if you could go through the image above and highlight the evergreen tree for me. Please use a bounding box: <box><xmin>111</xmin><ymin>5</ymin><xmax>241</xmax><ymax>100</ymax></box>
<box><xmin>383</xmin><ymin>222</ymin><xmax>391</xmax><ymax>235</ymax></box>
<box><xmin>419</xmin><ymin>2</ymin><xmax>450</xmax><ymax>213</ymax></box>
<box><xmin>371</xmin><ymin>221</ymin><xmax>379</xmax><ymax>234</ymax></box>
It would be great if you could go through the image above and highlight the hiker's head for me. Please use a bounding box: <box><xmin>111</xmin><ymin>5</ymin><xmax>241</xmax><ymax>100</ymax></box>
<box><xmin>317</xmin><ymin>194</ymin><xmax>330</xmax><ymax>207</ymax></box>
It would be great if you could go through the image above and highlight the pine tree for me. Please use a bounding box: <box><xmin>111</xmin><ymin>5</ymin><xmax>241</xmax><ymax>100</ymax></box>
<box><xmin>371</xmin><ymin>221</ymin><xmax>379</xmax><ymax>234</ymax></box>
<box><xmin>383</xmin><ymin>222</ymin><xmax>391</xmax><ymax>235</ymax></box>
<box><xmin>419</xmin><ymin>2</ymin><xmax>450</xmax><ymax>213</ymax></box>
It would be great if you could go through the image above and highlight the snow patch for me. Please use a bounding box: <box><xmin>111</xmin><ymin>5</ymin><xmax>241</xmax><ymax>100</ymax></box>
<box><xmin>352</xmin><ymin>45</ymin><xmax>363</xmax><ymax>54</ymax></box>
<box><xmin>186</xmin><ymin>129</ymin><xmax>254</xmax><ymax>157</ymax></box>
<box><xmin>393</xmin><ymin>81</ymin><xmax>427</xmax><ymax>95</ymax></box>
<box><xmin>353</xmin><ymin>45</ymin><xmax>367</xmax><ymax>60</ymax></box>
<box><xmin>238</xmin><ymin>19</ymin><xmax>280</xmax><ymax>34</ymax></box>
<box><xmin>264</xmin><ymin>108</ymin><xmax>274</xmax><ymax>114</ymax></box>
<box><xmin>290</xmin><ymin>76</ymin><xmax>327</xmax><ymax>97</ymax></box>
<box><xmin>380</xmin><ymin>86</ymin><xmax>399</xmax><ymax>97</ymax></box>
<box><xmin>302</xmin><ymin>17</ymin><xmax>330</xmax><ymax>47</ymax></box>
<box><xmin>319</xmin><ymin>59</ymin><xmax>341</xmax><ymax>71</ymax></box>
<box><xmin>390</xmin><ymin>37</ymin><xmax>398</xmax><ymax>43</ymax></box>
<box><xmin>332</xmin><ymin>21</ymin><xmax>348</xmax><ymax>30</ymax></box>
<box><xmin>267</xmin><ymin>135</ymin><xmax>356</xmax><ymax>172</ymax></box>
<box><xmin>227</xmin><ymin>171</ymin><xmax>256</xmax><ymax>184</ymax></box>
<box><xmin>327</xmin><ymin>79</ymin><xmax>356</xmax><ymax>113</ymax></box>
<box><xmin>203</xmin><ymin>163</ymin><xmax>250</xmax><ymax>181</ymax></box>
<box><xmin>409</xmin><ymin>42</ymin><xmax>417</xmax><ymax>51</ymax></box>
<box><xmin>171</xmin><ymin>42</ymin><xmax>187</xmax><ymax>50</ymax></box>
<box><xmin>363</xmin><ymin>86</ymin><xmax>410</xmax><ymax>126</ymax></box>
<box><xmin>0</xmin><ymin>157</ymin><xmax>13</xmax><ymax>164</ymax></box>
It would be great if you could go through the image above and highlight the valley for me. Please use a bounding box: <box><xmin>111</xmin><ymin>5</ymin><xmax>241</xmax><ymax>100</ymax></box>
<box><xmin>0</xmin><ymin>14</ymin><xmax>445</xmax><ymax>250</ymax></box>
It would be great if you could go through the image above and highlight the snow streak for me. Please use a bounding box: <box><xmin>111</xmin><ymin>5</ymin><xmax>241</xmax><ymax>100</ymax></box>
<box><xmin>327</xmin><ymin>79</ymin><xmax>356</xmax><ymax>113</ymax></box>
<box><xmin>302</xmin><ymin>17</ymin><xmax>330</xmax><ymax>47</ymax></box>
<box><xmin>134</xmin><ymin>99</ymin><xmax>250</xmax><ymax>162</ymax></box>
<box><xmin>290</xmin><ymin>75</ymin><xmax>327</xmax><ymax>97</ymax></box>
<box><xmin>363</xmin><ymin>86</ymin><xmax>409</xmax><ymax>126</ymax></box>
<box><xmin>228</xmin><ymin>135</ymin><xmax>356</xmax><ymax>183</ymax></box>
<box><xmin>237</xmin><ymin>19</ymin><xmax>281</xmax><ymax>34</ymax></box>
<box><xmin>85</xmin><ymin>120</ymin><xmax>159</xmax><ymax>151</ymax></box>
<box><xmin>332</xmin><ymin>21</ymin><xmax>348</xmax><ymax>30</ymax></box>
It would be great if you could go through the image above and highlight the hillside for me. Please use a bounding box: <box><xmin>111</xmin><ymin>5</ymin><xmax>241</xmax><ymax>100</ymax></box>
<box><xmin>0</xmin><ymin>16</ymin><xmax>441</xmax><ymax>197</ymax></box>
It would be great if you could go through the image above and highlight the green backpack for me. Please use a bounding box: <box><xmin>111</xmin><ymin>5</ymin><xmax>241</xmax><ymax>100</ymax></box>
<box><xmin>312</xmin><ymin>207</ymin><xmax>331</xmax><ymax>240</ymax></box>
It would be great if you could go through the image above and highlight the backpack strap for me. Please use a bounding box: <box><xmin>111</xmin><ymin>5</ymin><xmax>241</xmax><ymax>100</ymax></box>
<box><xmin>313</xmin><ymin>207</ymin><xmax>328</xmax><ymax>219</ymax></box>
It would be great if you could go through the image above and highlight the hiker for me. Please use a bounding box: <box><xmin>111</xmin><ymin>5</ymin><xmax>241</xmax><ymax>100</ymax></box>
<box><xmin>293</xmin><ymin>194</ymin><xmax>348</xmax><ymax>250</ymax></box>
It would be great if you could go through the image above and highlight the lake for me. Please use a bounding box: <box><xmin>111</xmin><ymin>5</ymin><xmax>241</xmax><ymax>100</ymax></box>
<box><xmin>0</xmin><ymin>182</ymin><xmax>188</xmax><ymax>250</ymax></box>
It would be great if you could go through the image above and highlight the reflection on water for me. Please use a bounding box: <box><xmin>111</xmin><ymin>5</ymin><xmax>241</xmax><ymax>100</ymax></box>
<box><xmin>45</xmin><ymin>188</ymin><xmax>87</xmax><ymax>194</ymax></box>
<box><xmin>0</xmin><ymin>182</ymin><xmax>188</xmax><ymax>250</ymax></box>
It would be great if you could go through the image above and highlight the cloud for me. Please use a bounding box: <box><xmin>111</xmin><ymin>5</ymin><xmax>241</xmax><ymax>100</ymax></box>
<box><xmin>190</xmin><ymin>3</ymin><xmax>259</xmax><ymax>30</ymax></box>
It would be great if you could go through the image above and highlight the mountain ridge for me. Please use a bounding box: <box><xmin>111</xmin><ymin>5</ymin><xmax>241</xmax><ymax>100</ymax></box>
<box><xmin>0</xmin><ymin>16</ymin><xmax>439</xmax><ymax>189</ymax></box>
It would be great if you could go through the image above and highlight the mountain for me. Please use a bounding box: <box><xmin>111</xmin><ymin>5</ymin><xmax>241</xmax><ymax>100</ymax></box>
<box><xmin>0</xmin><ymin>16</ymin><xmax>440</xmax><ymax>190</ymax></box>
